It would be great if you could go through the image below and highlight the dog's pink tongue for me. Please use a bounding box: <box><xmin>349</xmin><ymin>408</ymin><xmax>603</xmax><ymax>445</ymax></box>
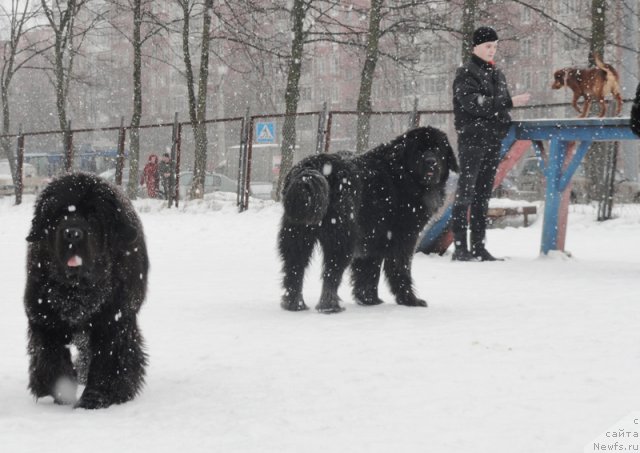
<box><xmin>67</xmin><ymin>255</ymin><xmax>83</xmax><ymax>267</ymax></box>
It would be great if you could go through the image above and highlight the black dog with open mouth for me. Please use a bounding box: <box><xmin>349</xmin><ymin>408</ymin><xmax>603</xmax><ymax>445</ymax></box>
<box><xmin>24</xmin><ymin>172</ymin><xmax>149</xmax><ymax>409</ymax></box>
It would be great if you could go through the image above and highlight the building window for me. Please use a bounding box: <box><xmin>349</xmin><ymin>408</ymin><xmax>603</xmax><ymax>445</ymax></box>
<box><xmin>558</xmin><ymin>0</ymin><xmax>579</xmax><ymax>15</ymax></box>
<box><xmin>522</xmin><ymin>71</ymin><xmax>532</xmax><ymax>90</ymax></box>
<box><xmin>424</xmin><ymin>46</ymin><xmax>441</xmax><ymax>62</ymax></box>
<box><xmin>424</xmin><ymin>76</ymin><xmax>446</xmax><ymax>95</ymax></box>
<box><xmin>300</xmin><ymin>85</ymin><xmax>312</xmax><ymax>102</ymax></box>
<box><xmin>330</xmin><ymin>55</ymin><xmax>339</xmax><ymax>75</ymax></box>
<box><xmin>563</xmin><ymin>34</ymin><xmax>581</xmax><ymax>51</ymax></box>
<box><xmin>539</xmin><ymin>71</ymin><xmax>550</xmax><ymax>90</ymax></box>
<box><xmin>540</xmin><ymin>38</ymin><xmax>549</xmax><ymax>57</ymax></box>
<box><xmin>521</xmin><ymin>38</ymin><xmax>531</xmax><ymax>58</ymax></box>
<box><xmin>331</xmin><ymin>86</ymin><xmax>340</xmax><ymax>103</ymax></box>
<box><xmin>522</xmin><ymin>6</ymin><xmax>531</xmax><ymax>23</ymax></box>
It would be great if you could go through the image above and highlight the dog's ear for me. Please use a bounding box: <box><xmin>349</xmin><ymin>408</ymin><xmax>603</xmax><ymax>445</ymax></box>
<box><xmin>26</xmin><ymin>212</ymin><xmax>48</xmax><ymax>242</ymax></box>
<box><xmin>552</xmin><ymin>69</ymin><xmax>565</xmax><ymax>88</ymax></box>
<box><xmin>26</xmin><ymin>195</ymin><xmax>55</xmax><ymax>242</ymax></box>
<box><xmin>116</xmin><ymin>210</ymin><xmax>140</xmax><ymax>244</ymax></box>
<box><xmin>96</xmin><ymin>185</ymin><xmax>140</xmax><ymax>245</ymax></box>
<box><xmin>112</xmin><ymin>200</ymin><xmax>140</xmax><ymax>245</ymax></box>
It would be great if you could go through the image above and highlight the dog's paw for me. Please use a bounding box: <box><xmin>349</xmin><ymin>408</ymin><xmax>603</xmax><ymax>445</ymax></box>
<box><xmin>315</xmin><ymin>295</ymin><xmax>345</xmax><ymax>314</ymax></box>
<box><xmin>397</xmin><ymin>297</ymin><xmax>428</xmax><ymax>308</ymax></box>
<box><xmin>316</xmin><ymin>304</ymin><xmax>346</xmax><ymax>314</ymax></box>
<box><xmin>281</xmin><ymin>294</ymin><xmax>309</xmax><ymax>312</ymax></box>
<box><xmin>355</xmin><ymin>295</ymin><xmax>385</xmax><ymax>306</ymax></box>
<box><xmin>75</xmin><ymin>389</ymin><xmax>113</xmax><ymax>410</ymax></box>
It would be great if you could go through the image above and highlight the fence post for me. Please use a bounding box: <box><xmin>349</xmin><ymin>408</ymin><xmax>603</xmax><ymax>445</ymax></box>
<box><xmin>16</xmin><ymin>125</ymin><xmax>24</xmax><ymax>205</ymax></box>
<box><xmin>64</xmin><ymin>120</ymin><xmax>74</xmax><ymax>173</ymax></box>
<box><xmin>243</xmin><ymin>116</ymin><xmax>256</xmax><ymax>211</ymax></box>
<box><xmin>324</xmin><ymin>111</ymin><xmax>333</xmax><ymax>154</ymax></box>
<box><xmin>237</xmin><ymin>108</ymin><xmax>250</xmax><ymax>211</ymax></box>
<box><xmin>116</xmin><ymin>117</ymin><xmax>125</xmax><ymax>186</ymax></box>
<box><xmin>315</xmin><ymin>102</ymin><xmax>327</xmax><ymax>154</ymax></box>
<box><xmin>169</xmin><ymin>112</ymin><xmax>179</xmax><ymax>208</ymax></box>
<box><xmin>409</xmin><ymin>97</ymin><xmax>419</xmax><ymax>128</ymax></box>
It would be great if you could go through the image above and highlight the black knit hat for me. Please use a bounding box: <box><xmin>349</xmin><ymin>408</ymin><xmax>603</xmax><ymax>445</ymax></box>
<box><xmin>472</xmin><ymin>26</ymin><xmax>499</xmax><ymax>46</ymax></box>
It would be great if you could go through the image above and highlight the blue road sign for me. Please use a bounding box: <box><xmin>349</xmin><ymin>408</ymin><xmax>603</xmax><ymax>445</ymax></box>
<box><xmin>256</xmin><ymin>122</ymin><xmax>276</xmax><ymax>144</ymax></box>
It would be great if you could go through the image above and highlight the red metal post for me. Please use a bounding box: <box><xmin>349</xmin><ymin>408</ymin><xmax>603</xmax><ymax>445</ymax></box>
<box><xmin>115</xmin><ymin>118</ymin><xmax>126</xmax><ymax>186</ymax></box>
<box><xmin>174</xmin><ymin>123</ymin><xmax>182</xmax><ymax>208</ymax></box>
<box><xmin>324</xmin><ymin>112</ymin><xmax>333</xmax><ymax>154</ymax></box>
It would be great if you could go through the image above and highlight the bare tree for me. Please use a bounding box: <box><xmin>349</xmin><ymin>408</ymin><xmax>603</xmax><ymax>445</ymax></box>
<box><xmin>276</xmin><ymin>0</ymin><xmax>307</xmax><ymax>198</ymax></box>
<box><xmin>106</xmin><ymin>0</ymin><xmax>170</xmax><ymax>198</ymax></box>
<box><xmin>354</xmin><ymin>0</ymin><xmax>382</xmax><ymax>153</ymax></box>
<box><xmin>585</xmin><ymin>0</ymin><xmax>613</xmax><ymax>214</ymax></box>
<box><xmin>460</xmin><ymin>0</ymin><xmax>478</xmax><ymax>61</ymax></box>
<box><xmin>40</xmin><ymin>0</ymin><xmax>94</xmax><ymax>170</ymax></box>
<box><xmin>0</xmin><ymin>0</ymin><xmax>44</xmax><ymax>203</ymax></box>
<box><xmin>173</xmin><ymin>0</ymin><xmax>214</xmax><ymax>199</ymax></box>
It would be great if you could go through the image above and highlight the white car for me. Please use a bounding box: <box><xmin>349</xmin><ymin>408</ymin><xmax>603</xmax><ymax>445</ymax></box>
<box><xmin>0</xmin><ymin>160</ymin><xmax>46</xmax><ymax>196</ymax></box>
<box><xmin>178</xmin><ymin>171</ymin><xmax>237</xmax><ymax>198</ymax></box>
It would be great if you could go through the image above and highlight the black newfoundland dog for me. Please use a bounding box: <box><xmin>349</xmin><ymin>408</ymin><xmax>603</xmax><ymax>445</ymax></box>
<box><xmin>278</xmin><ymin>126</ymin><xmax>458</xmax><ymax>313</ymax></box>
<box><xmin>24</xmin><ymin>172</ymin><xmax>148</xmax><ymax>409</ymax></box>
<box><xmin>631</xmin><ymin>82</ymin><xmax>640</xmax><ymax>137</ymax></box>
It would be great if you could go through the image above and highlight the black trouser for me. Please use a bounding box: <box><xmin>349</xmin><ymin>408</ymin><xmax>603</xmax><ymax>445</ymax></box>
<box><xmin>451</xmin><ymin>139</ymin><xmax>502</xmax><ymax>238</ymax></box>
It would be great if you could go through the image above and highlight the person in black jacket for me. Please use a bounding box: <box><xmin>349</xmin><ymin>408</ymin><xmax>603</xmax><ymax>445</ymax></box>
<box><xmin>631</xmin><ymin>82</ymin><xmax>640</xmax><ymax>137</ymax></box>
<box><xmin>451</xmin><ymin>26</ymin><xmax>530</xmax><ymax>261</ymax></box>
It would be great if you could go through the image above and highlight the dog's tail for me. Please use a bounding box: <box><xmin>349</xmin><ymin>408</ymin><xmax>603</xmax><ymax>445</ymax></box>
<box><xmin>282</xmin><ymin>167</ymin><xmax>330</xmax><ymax>225</ymax></box>
<box><xmin>594</xmin><ymin>53</ymin><xmax>620</xmax><ymax>81</ymax></box>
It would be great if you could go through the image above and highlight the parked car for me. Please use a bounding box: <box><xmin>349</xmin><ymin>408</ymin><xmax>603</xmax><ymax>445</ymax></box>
<box><xmin>0</xmin><ymin>160</ymin><xmax>47</xmax><ymax>196</ymax></box>
<box><xmin>98</xmin><ymin>167</ymin><xmax>145</xmax><ymax>197</ymax></box>
<box><xmin>178</xmin><ymin>170</ymin><xmax>237</xmax><ymax>198</ymax></box>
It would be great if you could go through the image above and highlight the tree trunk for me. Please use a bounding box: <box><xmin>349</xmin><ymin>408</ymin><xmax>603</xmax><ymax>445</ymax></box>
<box><xmin>53</xmin><ymin>36</ymin><xmax>71</xmax><ymax>170</ymax></box>
<box><xmin>355</xmin><ymin>0</ymin><xmax>383</xmax><ymax>154</ymax></box>
<box><xmin>191</xmin><ymin>0</ymin><xmax>213</xmax><ymax>199</ymax></box>
<box><xmin>1</xmin><ymin>81</ymin><xmax>18</xmax><ymax>199</ymax></box>
<box><xmin>584</xmin><ymin>0</ymin><xmax>609</xmax><ymax>205</ymax></box>
<box><xmin>128</xmin><ymin>0</ymin><xmax>143</xmax><ymax>199</ymax></box>
<box><xmin>460</xmin><ymin>0</ymin><xmax>477</xmax><ymax>62</ymax></box>
<box><xmin>275</xmin><ymin>0</ymin><xmax>306</xmax><ymax>200</ymax></box>
<box><xmin>41</xmin><ymin>0</ymin><xmax>84</xmax><ymax>172</ymax></box>
<box><xmin>181</xmin><ymin>0</ymin><xmax>213</xmax><ymax>199</ymax></box>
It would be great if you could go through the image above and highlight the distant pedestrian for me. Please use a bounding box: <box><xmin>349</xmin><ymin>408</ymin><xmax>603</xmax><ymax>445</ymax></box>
<box><xmin>141</xmin><ymin>154</ymin><xmax>160</xmax><ymax>198</ymax></box>
<box><xmin>451</xmin><ymin>26</ymin><xmax>531</xmax><ymax>261</ymax></box>
<box><xmin>158</xmin><ymin>153</ymin><xmax>173</xmax><ymax>200</ymax></box>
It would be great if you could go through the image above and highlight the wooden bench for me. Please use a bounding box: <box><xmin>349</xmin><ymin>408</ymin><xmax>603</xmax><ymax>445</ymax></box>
<box><xmin>487</xmin><ymin>206</ymin><xmax>537</xmax><ymax>227</ymax></box>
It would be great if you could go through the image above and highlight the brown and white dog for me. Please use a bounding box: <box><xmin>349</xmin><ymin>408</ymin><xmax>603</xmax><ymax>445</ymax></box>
<box><xmin>552</xmin><ymin>54</ymin><xmax>622</xmax><ymax>118</ymax></box>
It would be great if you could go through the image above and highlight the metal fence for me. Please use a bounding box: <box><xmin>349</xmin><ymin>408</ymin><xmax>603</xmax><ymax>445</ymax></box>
<box><xmin>2</xmin><ymin>102</ymin><xmax>639</xmax><ymax>215</ymax></box>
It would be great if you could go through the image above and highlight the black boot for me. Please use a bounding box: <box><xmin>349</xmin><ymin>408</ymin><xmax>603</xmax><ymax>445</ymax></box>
<box><xmin>471</xmin><ymin>232</ymin><xmax>503</xmax><ymax>262</ymax></box>
<box><xmin>451</xmin><ymin>232</ymin><xmax>475</xmax><ymax>261</ymax></box>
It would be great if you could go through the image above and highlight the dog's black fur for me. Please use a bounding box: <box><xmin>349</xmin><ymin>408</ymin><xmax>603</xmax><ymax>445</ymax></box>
<box><xmin>278</xmin><ymin>126</ymin><xmax>458</xmax><ymax>313</ymax></box>
<box><xmin>24</xmin><ymin>173</ymin><xmax>149</xmax><ymax>409</ymax></box>
<box><xmin>631</xmin><ymin>82</ymin><xmax>640</xmax><ymax>137</ymax></box>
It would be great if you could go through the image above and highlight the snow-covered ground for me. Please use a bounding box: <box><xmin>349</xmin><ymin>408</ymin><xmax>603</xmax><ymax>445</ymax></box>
<box><xmin>0</xmin><ymin>193</ymin><xmax>639</xmax><ymax>453</ymax></box>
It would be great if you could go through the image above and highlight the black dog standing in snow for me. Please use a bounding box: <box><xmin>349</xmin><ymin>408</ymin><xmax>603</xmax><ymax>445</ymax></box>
<box><xmin>24</xmin><ymin>173</ymin><xmax>149</xmax><ymax>409</ymax></box>
<box><xmin>278</xmin><ymin>126</ymin><xmax>458</xmax><ymax>313</ymax></box>
<box><xmin>631</xmin><ymin>82</ymin><xmax>640</xmax><ymax>137</ymax></box>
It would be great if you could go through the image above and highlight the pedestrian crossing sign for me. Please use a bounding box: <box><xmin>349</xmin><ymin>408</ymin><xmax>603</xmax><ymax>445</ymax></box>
<box><xmin>256</xmin><ymin>122</ymin><xmax>276</xmax><ymax>143</ymax></box>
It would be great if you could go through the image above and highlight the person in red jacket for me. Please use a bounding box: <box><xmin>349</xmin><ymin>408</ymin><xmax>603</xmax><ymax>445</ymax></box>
<box><xmin>140</xmin><ymin>154</ymin><xmax>160</xmax><ymax>198</ymax></box>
